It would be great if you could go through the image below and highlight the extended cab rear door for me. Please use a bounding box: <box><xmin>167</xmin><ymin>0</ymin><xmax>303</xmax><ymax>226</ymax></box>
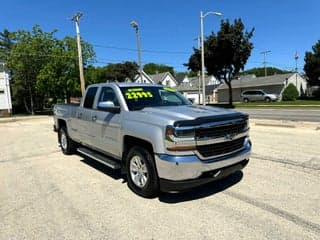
<box><xmin>74</xmin><ymin>86</ymin><xmax>98</xmax><ymax>146</ymax></box>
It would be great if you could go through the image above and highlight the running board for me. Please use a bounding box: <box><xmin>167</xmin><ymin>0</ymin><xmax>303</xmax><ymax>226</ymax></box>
<box><xmin>77</xmin><ymin>147</ymin><xmax>121</xmax><ymax>170</ymax></box>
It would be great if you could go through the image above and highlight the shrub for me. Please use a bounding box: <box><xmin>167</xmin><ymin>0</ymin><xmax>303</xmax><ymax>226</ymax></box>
<box><xmin>313</xmin><ymin>88</ymin><xmax>320</xmax><ymax>100</ymax></box>
<box><xmin>282</xmin><ymin>83</ymin><xmax>299</xmax><ymax>101</ymax></box>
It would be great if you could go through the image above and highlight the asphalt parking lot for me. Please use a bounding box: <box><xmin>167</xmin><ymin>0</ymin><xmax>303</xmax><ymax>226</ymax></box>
<box><xmin>0</xmin><ymin>117</ymin><xmax>319</xmax><ymax>239</ymax></box>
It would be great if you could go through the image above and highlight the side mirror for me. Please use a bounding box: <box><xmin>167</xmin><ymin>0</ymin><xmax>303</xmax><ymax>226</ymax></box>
<box><xmin>97</xmin><ymin>101</ymin><xmax>121</xmax><ymax>114</ymax></box>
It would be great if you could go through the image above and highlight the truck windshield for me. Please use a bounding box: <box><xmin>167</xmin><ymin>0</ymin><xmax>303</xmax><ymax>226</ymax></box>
<box><xmin>120</xmin><ymin>86</ymin><xmax>191</xmax><ymax>111</ymax></box>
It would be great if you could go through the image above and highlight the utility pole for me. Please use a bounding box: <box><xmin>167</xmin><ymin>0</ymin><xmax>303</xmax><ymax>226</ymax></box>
<box><xmin>260</xmin><ymin>50</ymin><xmax>271</xmax><ymax>77</ymax></box>
<box><xmin>71</xmin><ymin>12</ymin><xmax>85</xmax><ymax>97</ymax></box>
<box><xmin>295</xmin><ymin>51</ymin><xmax>299</xmax><ymax>89</ymax></box>
<box><xmin>200</xmin><ymin>11</ymin><xmax>222</xmax><ymax>105</ymax></box>
<box><xmin>130</xmin><ymin>21</ymin><xmax>143</xmax><ymax>82</ymax></box>
<box><xmin>195</xmin><ymin>36</ymin><xmax>201</xmax><ymax>104</ymax></box>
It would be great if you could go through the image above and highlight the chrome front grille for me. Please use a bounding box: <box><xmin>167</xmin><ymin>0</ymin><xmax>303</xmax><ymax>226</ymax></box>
<box><xmin>195</xmin><ymin>120</ymin><xmax>247</xmax><ymax>139</ymax></box>
<box><xmin>195</xmin><ymin>119</ymin><xmax>248</xmax><ymax>159</ymax></box>
<box><xmin>196</xmin><ymin>137</ymin><xmax>246</xmax><ymax>158</ymax></box>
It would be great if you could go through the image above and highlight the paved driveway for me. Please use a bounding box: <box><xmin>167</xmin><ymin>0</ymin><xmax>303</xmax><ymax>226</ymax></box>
<box><xmin>0</xmin><ymin>117</ymin><xmax>319</xmax><ymax>239</ymax></box>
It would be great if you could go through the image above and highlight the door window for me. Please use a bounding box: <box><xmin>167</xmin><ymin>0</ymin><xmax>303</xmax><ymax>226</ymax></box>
<box><xmin>83</xmin><ymin>87</ymin><xmax>98</xmax><ymax>109</ymax></box>
<box><xmin>98</xmin><ymin>87</ymin><xmax>120</xmax><ymax>106</ymax></box>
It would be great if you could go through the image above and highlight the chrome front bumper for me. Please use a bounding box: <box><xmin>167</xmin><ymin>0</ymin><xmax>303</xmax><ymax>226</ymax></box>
<box><xmin>155</xmin><ymin>138</ymin><xmax>251</xmax><ymax>181</ymax></box>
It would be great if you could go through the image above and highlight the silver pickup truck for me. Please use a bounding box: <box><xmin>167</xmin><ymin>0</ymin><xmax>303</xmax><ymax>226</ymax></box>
<box><xmin>53</xmin><ymin>83</ymin><xmax>251</xmax><ymax>197</ymax></box>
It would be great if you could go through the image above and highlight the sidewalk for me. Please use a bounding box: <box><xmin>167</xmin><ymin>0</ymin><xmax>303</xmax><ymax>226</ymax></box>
<box><xmin>0</xmin><ymin>115</ymin><xmax>51</xmax><ymax>123</ymax></box>
<box><xmin>250</xmin><ymin>119</ymin><xmax>320</xmax><ymax>130</ymax></box>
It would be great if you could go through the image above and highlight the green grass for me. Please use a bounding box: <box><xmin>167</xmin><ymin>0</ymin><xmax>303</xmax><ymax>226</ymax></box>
<box><xmin>234</xmin><ymin>100</ymin><xmax>320</xmax><ymax>108</ymax></box>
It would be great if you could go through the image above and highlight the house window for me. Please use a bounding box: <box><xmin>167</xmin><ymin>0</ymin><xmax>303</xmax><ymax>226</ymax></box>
<box><xmin>166</xmin><ymin>80</ymin><xmax>170</xmax><ymax>86</ymax></box>
<box><xmin>0</xmin><ymin>89</ymin><xmax>4</xmax><ymax>94</ymax></box>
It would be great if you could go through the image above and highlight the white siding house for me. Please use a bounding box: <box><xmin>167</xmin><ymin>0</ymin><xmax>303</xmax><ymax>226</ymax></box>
<box><xmin>149</xmin><ymin>72</ymin><xmax>177</xmax><ymax>87</ymax></box>
<box><xmin>0</xmin><ymin>64</ymin><xmax>12</xmax><ymax>116</ymax></box>
<box><xmin>134</xmin><ymin>70</ymin><xmax>154</xmax><ymax>84</ymax></box>
<box><xmin>134</xmin><ymin>71</ymin><xmax>178</xmax><ymax>87</ymax></box>
<box><xmin>175</xmin><ymin>75</ymin><xmax>220</xmax><ymax>104</ymax></box>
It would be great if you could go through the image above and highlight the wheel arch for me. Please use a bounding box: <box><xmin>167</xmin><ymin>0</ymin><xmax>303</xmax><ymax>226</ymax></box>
<box><xmin>122</xmin><ymin>135</ymin><xmax>154</xmax><ymax>160</ymax></box>
<box><xmin>57</xmin><ymin>118</ymin><xmax>67</xmax><ymax>130</ymax></box>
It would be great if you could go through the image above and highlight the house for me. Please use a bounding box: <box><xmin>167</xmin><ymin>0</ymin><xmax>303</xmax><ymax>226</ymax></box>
<box><xmin>134</xmin><ymin>70</ymin><xmax>178</xmax><ymax>87</ymax></box>
<box><xmin>149</xmin><ymin>72</ymin><xmax>178</xmax><ymax>87</ymax></box>
<box><xmin>134</xmin><ymin>70</ymin><xmax>154</xmax><ymax>84</ymax></box>
<box><xmin>216</xmin><ymin>73</ymin><xmax>307</xmax><ymax>102</ymax></box>
<box><xmin>175</xmin><ymin>75</ymin><xmax>220</xmax><ymax>104</ymax></box>
<box><xmin>0</xmin><ymin>63</ymin><xmax>12</xmax><ymax>116</ymax></box>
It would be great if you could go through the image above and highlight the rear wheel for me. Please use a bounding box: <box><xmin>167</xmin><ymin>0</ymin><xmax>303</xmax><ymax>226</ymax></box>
<box><xmin>126</xmin><ymin>146</ymin><xmax>159</xmax><ymax>198</ymax></box>
<box><xmin>58</xmin><ymin>127</ymin><xmax>76</xmax><ymax>155</ymax></box>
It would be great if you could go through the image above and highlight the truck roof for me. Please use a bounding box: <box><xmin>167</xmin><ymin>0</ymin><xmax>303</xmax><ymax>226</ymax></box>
<box><xmin>87</xmin><ymin>82</ymin><xmax>163</xmax><ymax>88</ymax></box>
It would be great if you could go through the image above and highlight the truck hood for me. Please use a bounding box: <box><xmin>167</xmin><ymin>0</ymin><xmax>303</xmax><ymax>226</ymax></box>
<box><xmin>125</xmin><ymin>105</ymin><xmax>246</xmax><ymax>127</ymax></box>
<box><xmin>142</xmin><ymin>105</ymin><xmax>234</xmax><ymax>120</ymax></box>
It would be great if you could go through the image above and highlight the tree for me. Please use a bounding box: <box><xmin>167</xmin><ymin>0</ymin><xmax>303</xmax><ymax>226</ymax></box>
<box><xmin>240</xmin><ymin>67</ymin><xmax>292</xmax><ymax>77</ymax></box>
<box><xmin>85</xmin><ymin>65</ymin><xmax>106</xmax><ymax>85</ymax></box>
<box><xmin>143</xmin><ymin>63</ymin><xmax>174</xmax><ymax>75</ymax></box>
<box><xmin>0</xmin><ymin>29</ymin><xmax>14</xmax><ymax>61</ymax></box>
<box><xmin>282</xmin><ymin>83</ymin><xmax>299</xmax><ymax>101</ymax></box>
<box><xmin>7</xmin><ymin>25</ymin><xmax>96</xmax><ymax>113</ymax></box>
<box><xmin>304</xmin><ymin>40</ymin><xmax>320</xmax><ymax>86</ymax></box>
<box><xmin>37</xmin><ymin>36</ymin><xmax>95</xmax><ymax>103</ymax></box>
<box><xmin>7</xmin><ymin>25</ymin><xmax>56</xmax><ymax>114</ymax></box>
<box><xmin>186</xmin><ymin>19</ymin><xmax>254</xmax><ymax>105</ymax></box>
<box><xmin>105</xmin><ymin>61</ymin><xmax>138</xmax><ymax>82</ymax></box>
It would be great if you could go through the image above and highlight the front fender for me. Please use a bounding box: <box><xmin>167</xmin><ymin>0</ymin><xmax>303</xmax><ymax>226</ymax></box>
<box><xmin>121</xmin><ymin>120</ymin><xmax>165</xmax><ymax>154</ymax></box>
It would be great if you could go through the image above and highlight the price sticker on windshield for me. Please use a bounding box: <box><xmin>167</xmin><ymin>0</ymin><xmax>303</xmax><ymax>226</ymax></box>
<box><xmin>163</xmin><ymin>87</ymin><xmax>175</xmax><ymax>92</ymax></box>
<box><xmin>125</xmin><ymin>89</ymin><xmax>153</xmax><ymax>99</ymax></box>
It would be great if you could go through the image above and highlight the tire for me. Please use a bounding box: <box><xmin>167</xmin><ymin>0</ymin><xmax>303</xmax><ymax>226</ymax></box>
<box><xmin>58</xmin><ymin>126</ymin><xmax>76</xmax><ymax>155</ymax></box>
<box><xmin>243</xmin><ymin>98</ymin><xmax>249</xmax><ymax>103</ymax></box>
<box><xmin>265</xmin><ymin>97</ymin><xmax>271</xmax><ymax>102</ymax></box>
<box><xmin>126</xmin><ymin>146</ymin><xmax>159</xmax><ymax>198</ymax></box>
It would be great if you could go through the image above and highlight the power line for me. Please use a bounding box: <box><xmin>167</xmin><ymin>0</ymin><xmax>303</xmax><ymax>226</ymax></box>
<box><xmin>92</xmin><ymin>44</ymin><xmax>191</xmax><ymax>55</ymax></box>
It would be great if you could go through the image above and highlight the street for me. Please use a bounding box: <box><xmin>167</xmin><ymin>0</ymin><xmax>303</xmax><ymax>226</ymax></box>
<box><xmin>0</xmin><ymin>117</ymin><xmax>319</xmax><ymax>239</ymax></box>
<box><xmin>239</xmin><ymin>108</ymin><xmax>320</xmax><ymax>122</ymax></box>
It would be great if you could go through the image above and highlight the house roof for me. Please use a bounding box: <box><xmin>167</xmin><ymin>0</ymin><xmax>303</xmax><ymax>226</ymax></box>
<box><xmin>217</xmin><ymin>73</ymin><xmax>295</xmax><ymax>90</ymax></box>
<box><xmin>175</xmin><ymin>75</ymin><xmax>219</xmax><ymax>91</ymax></box>
<box><xmin>134</xmin><ymin>70</ymin><xmax>153</xmax><ymax>82</ymax></box>
<box><xmin>149</xmin><ymin>72</ymin><xmax>178</xmax><ymax>84</ymax></box>
<box><xmin>175</xmin><ymin>75</ymin><xmax>185</xmax><ymax>84</ymax></box>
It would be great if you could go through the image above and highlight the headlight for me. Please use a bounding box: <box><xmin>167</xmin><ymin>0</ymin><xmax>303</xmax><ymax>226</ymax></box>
<box><xmin>165</xmin><ymin>125</ymin><xmax>196</xmax><ymax>151</ymax></box>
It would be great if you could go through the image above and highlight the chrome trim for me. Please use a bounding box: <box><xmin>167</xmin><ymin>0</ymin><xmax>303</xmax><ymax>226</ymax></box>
<box><xmin>165</xmin><ymin>118</ymin><xmax>248</xmax><ymax>153</ymax></box>
<box><xmin>155</xmin><ymin>139</ymin><xmax>251</xmax><ymax>181</ymax></box>
<box><xmin>196</xmin><ymin>128</ymin><xmax>249</xmax><ymax>146</ymax></box>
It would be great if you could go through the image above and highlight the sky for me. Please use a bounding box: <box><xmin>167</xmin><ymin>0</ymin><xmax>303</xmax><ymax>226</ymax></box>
<box><xmin>1</xmin><ymin>0</ymin><xmax>319</xmax><ymax>73</ymax></box>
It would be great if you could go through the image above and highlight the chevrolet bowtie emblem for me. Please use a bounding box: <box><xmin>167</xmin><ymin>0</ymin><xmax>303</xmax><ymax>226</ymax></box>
<box><xmin>225</xmin><ymin>133</ymin><xmax>235</xmax><ymax>141</ymax></box>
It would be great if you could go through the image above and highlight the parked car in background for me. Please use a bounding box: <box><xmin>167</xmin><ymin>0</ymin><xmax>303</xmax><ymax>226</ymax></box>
<box><xmin>241</xmin><ymin>90</ymin><xmax>278</xmax><ymax>103</ymax></box>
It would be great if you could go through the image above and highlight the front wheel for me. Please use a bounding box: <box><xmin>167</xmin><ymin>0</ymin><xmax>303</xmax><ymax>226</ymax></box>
<box><xmin>58</xmin><ymin>127</ymin><xmax>76</xmax><ymax>155</ymax></box>
<box><xmin>126</xmin><ymin>146</ymin><xmax>159</xmax><ymax>198</ymax></box>
<box><xmin>265</xmin><ymin>97</ymin><xmax>271</xmax><ymax>102</ymax></box>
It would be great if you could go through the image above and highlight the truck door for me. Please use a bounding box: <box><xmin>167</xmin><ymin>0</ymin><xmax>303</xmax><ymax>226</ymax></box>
<box><xmin>74</xmin><ymin>86</ymin><xmax>98</xmax><ymax>146</ymax></box>
<box><xmin>90</xmin><ymin>86</ymin><xmax>121</xmax><ymax>157</ymax></box>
